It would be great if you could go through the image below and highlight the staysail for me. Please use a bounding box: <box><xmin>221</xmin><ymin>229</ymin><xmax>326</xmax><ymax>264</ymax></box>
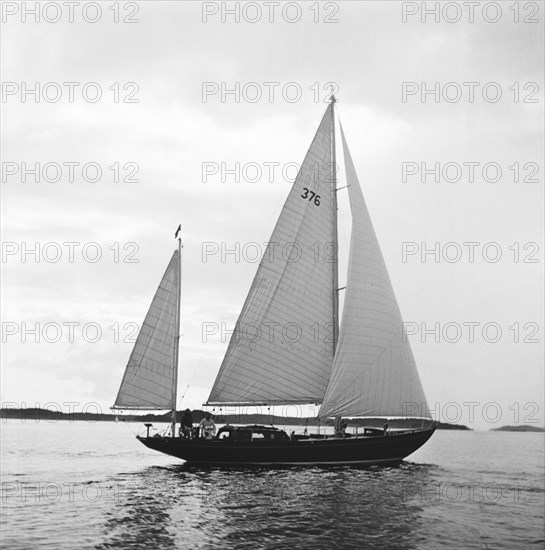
<box><xmin>113</xmin><ymin>250</ymin><xmax>180</xmax><ymax>410</ymax></box>
<box><xmin>207</xmin><ymin>105</ymin><xmax>337</xmax><ymax>405</ymax></box>
<box><xmin>319</xmin><ymin>125</ymin><xmax>431</xmax><ymax>419</ymax></box>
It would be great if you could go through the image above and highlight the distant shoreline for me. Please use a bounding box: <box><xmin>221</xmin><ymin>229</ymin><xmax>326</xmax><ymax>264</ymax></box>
<box><xmin>1</xmin><ymin>408</ymin><xmax>471</xmax><ymax>430</ymax></box>
<box><xmin>490</xmin><ymin>425</ymin><xmax>544</xmax><ymax>433</ymax></box>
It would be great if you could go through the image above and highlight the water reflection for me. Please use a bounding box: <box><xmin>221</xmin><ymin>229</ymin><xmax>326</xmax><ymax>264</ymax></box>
<box><xmin>96</xmin><ymin>461</ymin><xmax>437</xmax><ymax>550</ymax></box>
<box><xmin>95</xmin><ymin>467</ymin><xmax>181</xmax><ymax>550</ymax></box>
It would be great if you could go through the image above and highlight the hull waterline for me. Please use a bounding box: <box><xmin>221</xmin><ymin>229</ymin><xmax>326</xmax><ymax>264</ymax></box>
<box><xmin>137</xmin><ymin>426</ymin><xmax>436</xmax><ymax>466</ymax></box>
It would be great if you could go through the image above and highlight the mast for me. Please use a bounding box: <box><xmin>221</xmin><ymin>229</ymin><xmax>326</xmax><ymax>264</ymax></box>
<box><xmin>171</xmin><ymin>229</ymin><xmax>182</xmax><ymax>437</ymax></box>
<box><xmin>330</xmin><ymin>92</ymin><xmax>339</xmax><ymax>353</ymax></box>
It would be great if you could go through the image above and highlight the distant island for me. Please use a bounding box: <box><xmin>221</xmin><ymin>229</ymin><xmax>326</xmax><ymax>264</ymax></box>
<box><xmin>1</xmin><ymin>408</ymin><xmax>470</xmax><ymax>429</ymax></box>
<box><xmin>491</xmin><ymin>425</ymin><xmax>544</xmax><ymax>433</ymax></box>
<box><xmin>435</xmin><ymin>421</ymin><xmax>471</xmax><ymax>431</ymax></box>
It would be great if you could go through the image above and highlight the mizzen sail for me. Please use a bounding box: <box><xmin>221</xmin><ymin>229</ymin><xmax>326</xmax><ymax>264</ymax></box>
<box><xmin>113</xmin><ymin>250</ymin><xmax>180</xmax><ymax>410</ymax></box>
<box><xmin>208</xmin><ymin>105</ymin><xmax>337</xmax><ymax>405</ymax></box>
<box><xmin>319</xmin><ymin>126</ymin><xmax>430</xmax><ymax>419</ymax></box>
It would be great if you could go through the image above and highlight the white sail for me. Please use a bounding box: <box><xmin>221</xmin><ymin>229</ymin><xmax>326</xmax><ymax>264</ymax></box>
<box><xmin>113</xmin><ymin>250</ymin><xmax>180</xmax><ymax>410</ymax></box>
<box><xmin>319</xmin><ymin>126</ymin><xmax>431</xmax><ymax>419</ymax></box>
<box><xmin>208</xmin><ymin>105</ymin><xmax>336</xmax><ymax>405</ymax></box>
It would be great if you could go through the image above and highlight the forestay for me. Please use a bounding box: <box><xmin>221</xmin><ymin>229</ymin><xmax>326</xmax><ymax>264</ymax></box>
<box><xmin>319</xmin><ymin>126</ymin><xmax>431</xmax><ymax>419</ymax></box>
<box><xmin>113</xmin><ymin>250</ymin><xmax>180</xmax><ymax>410</ymax></box>
<box><xmin>208</xmin><ymin>105</ymin><xmax>336</xmax><ymax>405</ymax></box>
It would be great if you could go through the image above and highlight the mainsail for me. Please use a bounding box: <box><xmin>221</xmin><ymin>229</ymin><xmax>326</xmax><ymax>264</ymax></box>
<box><xmin>207</xmin><ymin>105</ymin><xmax>337</xmax><ymax>405</ymax></box>
<box><xmin>113</xmin><ymin>250</ymin><xmax>180</xmax><ymax>410</ymax></box>
<box><xmin>319</xmin><ymin>126</ymin><xmax>430</xmax><ymax>419</ymax></box>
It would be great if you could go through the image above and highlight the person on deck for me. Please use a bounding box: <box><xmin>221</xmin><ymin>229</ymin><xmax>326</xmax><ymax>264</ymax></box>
<box><xmin>199</xmin><ymin>413</ymin><xmax>216</xmax><ymax>439</ymax></box>
<box><xmin>334</xmin><ymin>416</ymin><xmax>346</xmax><ymax>437</ymax></box>
<box><xmin>180</xmin><ymin>409</ymin><xmax>193</xmax><ymax>438</ymax></box>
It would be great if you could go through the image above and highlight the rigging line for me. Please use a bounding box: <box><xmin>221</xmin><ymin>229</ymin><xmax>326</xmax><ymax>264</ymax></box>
<box><xmin>180</xmin><ymin>135</ymin><xmax>309</xmax><ymax>399</ymax></box>
<box><xmin>117</xmin><ymin>415</ymin><xmax>139</xmax><ymax>436</ymax></box>
<box><xmin>179</xmin><ymin>191</ymin><xmax>284</xmax><ymax>395</ymax></box>
<box><xmin>180</xmin><ymin>382</ymin><xmax>191</xmax><ymax>401</ymax></box>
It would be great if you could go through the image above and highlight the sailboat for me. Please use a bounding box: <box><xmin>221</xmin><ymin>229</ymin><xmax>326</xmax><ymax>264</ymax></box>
<box><xmin>112</xmin><ymin>97</ymin><xmax>436</xmax><ymax>465</ymax></box>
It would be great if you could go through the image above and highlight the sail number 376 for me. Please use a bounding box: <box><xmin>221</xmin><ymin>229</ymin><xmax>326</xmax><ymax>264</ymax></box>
<box><xmin>301</xmin><ymin>188</ymin><xmax>321</xmax><ymax>206</ymax></box>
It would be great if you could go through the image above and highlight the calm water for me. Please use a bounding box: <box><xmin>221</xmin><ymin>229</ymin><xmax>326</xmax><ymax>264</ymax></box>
<box><xmin>1</xmin><ymin>421</ymin><xmax>544</xmax><ymax>550</ymax></box>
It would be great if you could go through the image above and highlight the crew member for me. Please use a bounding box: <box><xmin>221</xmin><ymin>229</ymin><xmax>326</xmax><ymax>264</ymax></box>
<box><xmin>199</xmin><ymin>413</ymin><xmax>216</xmax><ymax>439</ymax></box>
<box><xmin>180</xmin><ymin>409</ymin><xmax>193</xmax><ymax>438</ymax></box>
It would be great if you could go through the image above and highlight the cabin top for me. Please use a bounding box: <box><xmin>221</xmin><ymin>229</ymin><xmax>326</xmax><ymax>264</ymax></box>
<box><xmin>216</xmin><ymin>424</ymin><xmax>290</xmax><ymax>442</ymax></box>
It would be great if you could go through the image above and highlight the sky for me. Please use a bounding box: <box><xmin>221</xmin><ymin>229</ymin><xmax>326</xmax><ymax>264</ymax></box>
<box><xmin>1</xmin><ymin>1</ymin><xmax>543</xmax><ymax>430</ymax></box>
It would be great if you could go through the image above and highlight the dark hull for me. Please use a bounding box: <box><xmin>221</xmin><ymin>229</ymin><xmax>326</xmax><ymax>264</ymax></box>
<box><xmin>137</xmin><ymin>427</ymin><xmax>436</xmax><ymax>466</ymax></box>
